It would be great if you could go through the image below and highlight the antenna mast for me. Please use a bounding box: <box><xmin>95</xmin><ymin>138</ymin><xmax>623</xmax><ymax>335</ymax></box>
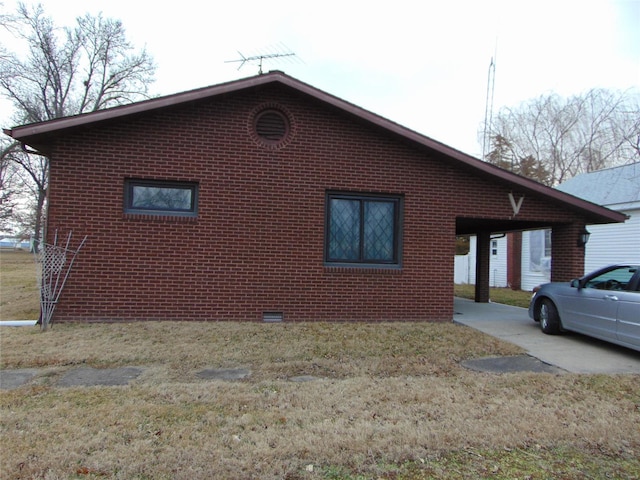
<box><xmin>225</xmin><ymin>45</ymin><xmax>299</xmax><ymax>74</ymax></box>
<box><xmin>482</xmin><ymin>44</ymin><xmax>497</xmax><ymax>161</ymax></box>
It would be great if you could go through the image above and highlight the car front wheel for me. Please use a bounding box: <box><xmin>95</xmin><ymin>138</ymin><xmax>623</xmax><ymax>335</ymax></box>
<box><xmin>538</xmin><ymin>298</ymin><xmax>561</xmax><ymax>335</ymax></box>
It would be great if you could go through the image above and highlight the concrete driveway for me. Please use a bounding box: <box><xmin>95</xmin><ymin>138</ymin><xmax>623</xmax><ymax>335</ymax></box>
<box><xmin>454</xmin><ymin>297</ymin><xmax>640</xmax><ymax>374</ymax></box>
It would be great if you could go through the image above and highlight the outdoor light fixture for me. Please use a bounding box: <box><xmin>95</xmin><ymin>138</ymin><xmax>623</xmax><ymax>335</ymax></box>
<box><xmin>578</xmin><ymin>227</ymin><xmax>591</xmax><ymax>247</ymax></box>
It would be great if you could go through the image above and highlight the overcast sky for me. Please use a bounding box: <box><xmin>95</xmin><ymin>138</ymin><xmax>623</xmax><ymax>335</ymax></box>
<box><xmin>2</xmin><ymin>0</ymin><xmax>639</xmax><ymax>157</ymax></box>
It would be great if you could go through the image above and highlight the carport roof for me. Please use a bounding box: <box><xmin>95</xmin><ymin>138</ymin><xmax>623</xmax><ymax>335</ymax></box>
<box><xmin>4</xmin><ymin>70</ymin><xmax>626</xmax><ymax>227</ymax></box>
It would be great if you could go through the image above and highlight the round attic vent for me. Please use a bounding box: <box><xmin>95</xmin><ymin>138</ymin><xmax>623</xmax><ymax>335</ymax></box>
<box><xmin>255</xmin><ymin>109</ymin><xmax>288</xmax><ymax>142</ymax></box>
<box><xmin>249</xmin><ymin>104</ymin><xmax>295</xmax><ymax>149</ymax></box>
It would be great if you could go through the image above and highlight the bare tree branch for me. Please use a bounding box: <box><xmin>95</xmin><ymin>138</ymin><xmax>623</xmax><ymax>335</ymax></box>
<box><xmin>482</xmin><ymin>89</ymin><xmax>640</xmax><ymax>186</ymax></box>
<box><xmin>1</xmin><ymin>3</ymin><xmax>156</xmax><ymax>245</ymax></box>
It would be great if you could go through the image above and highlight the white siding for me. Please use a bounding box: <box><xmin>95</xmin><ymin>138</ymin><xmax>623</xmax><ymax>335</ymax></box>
<box><xmin>469</xmin><ymin>235</ymin><xmax>477</xmax><ymax>284</ymax></box>
<box><xmin>455</xmin><ymin>236</ymin><xmax>478</xmax><ymax>285</ymax></box>
<box><xmin>584</xmin><ymin>208</ymin><xmax>640</xmax><ymax>272</ymax></box>
<box><xmin>521</xmin><ymin>230</ymin><xmax>551</xmax><ymax>291</ymax></box>
<box><xmin>489</xmin><ymin>236</ymin><xmax>508</xmax><ymax>287</ymax></box>
<box><xmin>454</xmin><ymin>235</ymin><xmax>508</xmax><ymax>287</ymax></box>
<box><xmin>454</xmin><ymin>254</ymin><xmax>472</xmax><ymax>284</ymax></box>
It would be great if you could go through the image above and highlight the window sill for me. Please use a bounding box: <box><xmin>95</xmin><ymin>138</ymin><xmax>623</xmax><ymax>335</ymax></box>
<box><xmin>123</xmin><ymin>213</ymin><xmax>198</xmax><ymax>223</ymax></box>
<box><xmin>324</xmin><ymin>265</ymin><xmax>403</xmax><ymax>274</ymax></box>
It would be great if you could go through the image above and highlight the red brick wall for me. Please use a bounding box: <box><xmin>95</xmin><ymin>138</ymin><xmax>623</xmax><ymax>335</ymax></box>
<box><xmin>551</xmin><ymin>223</ymin><xmax>586</xmax><ymax>282</ymax></box>
<box><xmin>507</xmin><ymin>232</ymin><xmax>522</xmax><ymax>290</ymax></box>
<box><xmin>45</xmin><ymin>84</ymin><xmax>586</xmax><ymax>322</ymax></box>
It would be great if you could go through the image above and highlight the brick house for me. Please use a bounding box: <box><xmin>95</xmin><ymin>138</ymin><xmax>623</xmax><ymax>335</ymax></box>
<box><xmin>4</xmin><ymin>72</ymin><xmax>626</xmax><ymax>322</ymax></box>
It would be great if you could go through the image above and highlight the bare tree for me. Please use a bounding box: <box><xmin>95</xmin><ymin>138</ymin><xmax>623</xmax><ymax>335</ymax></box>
<box><xmin>0</xmin><ymin>2</ymin><xmax>156</xmax><ymax>245</ymax></box>
<box><xmin>10</xmin><ymin>145</ymin><xmax>47</xmax><ymax>245</ymax></box>
<box><xmin>482</xmin><ymin>89</ymin><xmax>640</xmax><ymax>186</ymax></box>
<box><xmin>0</xmin><ymin>137</ymin><xmax>39</xmax><ymax>240</ymax></box>
<box><xmin>0</xmin><ymin>139</ymin><xmax>21</xmax><ymax>233</ymax></box>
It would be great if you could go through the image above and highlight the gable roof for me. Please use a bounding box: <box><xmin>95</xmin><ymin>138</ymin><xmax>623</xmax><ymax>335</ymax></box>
<box><xmin>3</xmin><ymin>70</ymin><xmax>626</xmax><ymax>225</ymax></box>
<box><xmin>556</xmin><ymin>162</ymin><xmax>640</xmax><ymax>211</ymax></box>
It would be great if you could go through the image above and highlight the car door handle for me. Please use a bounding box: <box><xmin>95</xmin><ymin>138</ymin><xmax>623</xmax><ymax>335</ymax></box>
<box><xmin>604</xmin><ymin>295</ymin><xmax>619</xmax><ymax>301</ymax></box>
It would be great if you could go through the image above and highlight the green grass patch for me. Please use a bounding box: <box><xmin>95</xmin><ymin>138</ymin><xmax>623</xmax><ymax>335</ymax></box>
<box><xmin>454</xmin><ymin>283</ymin><xmax>533</xmax><ymax>308</ymax></box>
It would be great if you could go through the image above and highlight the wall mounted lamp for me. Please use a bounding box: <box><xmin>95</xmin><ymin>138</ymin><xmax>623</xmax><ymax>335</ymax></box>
<box><xmin>577</xmin><ymin>227</ymin><xmax>591</xmax><ymax>247</ymax></box>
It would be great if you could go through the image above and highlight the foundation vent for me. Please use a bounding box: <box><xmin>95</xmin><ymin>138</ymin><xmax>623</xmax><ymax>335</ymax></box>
<box><xmin>263</xmin><ymin>312</ymin><xmax>284</xmax><ymax>323</ymax></box>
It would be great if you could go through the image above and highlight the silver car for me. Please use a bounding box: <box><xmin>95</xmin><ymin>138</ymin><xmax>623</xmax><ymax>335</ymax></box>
<box><xmin>529</xmin><ymin>264</ymin><xmax>640</xmax><ymax>352</ymax></box>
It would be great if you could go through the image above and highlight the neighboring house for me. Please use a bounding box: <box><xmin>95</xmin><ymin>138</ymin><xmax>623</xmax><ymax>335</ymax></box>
<box><xmin>4</xmin><ymin>71</ymin><xmax>625</xmax><ymax>322</ymax></box>
<box><xmin>556</xmin><ymin>162</ymin><xmax>640</xmax><ymax>272</ymax></box>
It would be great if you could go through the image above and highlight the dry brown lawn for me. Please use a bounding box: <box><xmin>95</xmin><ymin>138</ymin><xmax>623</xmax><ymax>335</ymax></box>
<box><xmin>0</xmin><ymin>250</ymin><xmax>39</xmax><ymax>320</ymax></box>
<box><xmin>3</xmin><ymin>323</ymin><xmax>640</xmax><ymax>479</ymax></box>
<box><xmin>1</xmin><ymin>250</ymin><xmax>640</xmax><ymax>479</ymax></box>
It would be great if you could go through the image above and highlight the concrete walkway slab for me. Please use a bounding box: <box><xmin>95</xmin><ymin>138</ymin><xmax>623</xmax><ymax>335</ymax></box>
<box><xmin>57</xmin><ymin>367</ymin><xmax>144</xmax><ymax>387</ymax></box>
<box><xmin>461</xmin><ymin>355</ymin><xmax>564</xmax><ymax>374</ymax></box>
<box><xmin>289</xmin><ymin>375</ymin><xmax>321</xmax><ymax>382</ymax></box>
<box><xmin>454</xmin><ymin>297</ymin><xmax>640</xmax><ymax>374</ymax></box>
<box><xmin>195</xmin><ymin>368</ymin><xmax>251</xmax><ymax>381</ymax></box>
<box><xmin>0</xmin><ymin>369</ymin><xmax>39</xmax><ymax>390</ymax></box>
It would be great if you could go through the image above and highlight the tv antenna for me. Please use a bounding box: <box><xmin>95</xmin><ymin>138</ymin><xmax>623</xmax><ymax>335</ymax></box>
<box><xmin>225</xmin><ymin>45</ymin><xmax>301</xmax><ymax>74</ymax></box>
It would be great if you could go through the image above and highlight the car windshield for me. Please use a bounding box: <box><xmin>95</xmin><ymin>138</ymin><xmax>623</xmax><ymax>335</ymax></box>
<box><xmin>584</xmin><ymin>267</ymin><xmax>636</xmax><ymax>291</ymax></box>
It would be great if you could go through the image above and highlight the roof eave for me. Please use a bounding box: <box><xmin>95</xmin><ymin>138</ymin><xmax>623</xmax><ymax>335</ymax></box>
<box><xmin>3</xmin><ymin>71</ymin><xmax>626</xmax><ymax>225</ymax></box>
<box><xmin>5</xmin><ymin>73</ymin><xmax>283</xmax><ymax>140</ymax></box>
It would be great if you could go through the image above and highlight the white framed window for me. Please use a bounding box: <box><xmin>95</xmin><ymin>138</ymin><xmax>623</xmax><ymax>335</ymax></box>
<box><xmin>529</xmin><ymin>229</ymin><xmax>551</xmax><ymax>273</ymax></box>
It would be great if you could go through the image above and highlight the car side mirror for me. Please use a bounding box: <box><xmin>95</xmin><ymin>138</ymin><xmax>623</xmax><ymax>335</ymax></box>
<box><xmin>570</xmin><ymin>279</ymin><xmax>581</xmax><ymax>289</ymax></box>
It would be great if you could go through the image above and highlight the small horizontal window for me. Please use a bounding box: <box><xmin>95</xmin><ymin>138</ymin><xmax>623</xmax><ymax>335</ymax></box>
<box><xmin>124</xmin><ymin>179</ymin><xmax>198</xmax><ymax>216</ymax></box>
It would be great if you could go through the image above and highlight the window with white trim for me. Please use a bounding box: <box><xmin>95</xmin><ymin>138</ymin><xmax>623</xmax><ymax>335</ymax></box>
<box><xmin>529</xmin><ymin>229</ymin><xmax>551</xmax><ymax>273</ymax></box>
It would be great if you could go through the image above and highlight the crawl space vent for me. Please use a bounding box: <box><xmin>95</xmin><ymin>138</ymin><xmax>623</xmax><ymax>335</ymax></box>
<box><xmin>263</xmin><ymin>312</ymin><xmax>284</xmax><ymax>323</ymax></box>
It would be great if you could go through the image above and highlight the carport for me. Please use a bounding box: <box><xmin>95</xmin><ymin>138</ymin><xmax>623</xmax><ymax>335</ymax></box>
<box><xmin>450</xmin><ymin>159</ymin><xmax>627</xmax><ymax>303</ymax></box>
